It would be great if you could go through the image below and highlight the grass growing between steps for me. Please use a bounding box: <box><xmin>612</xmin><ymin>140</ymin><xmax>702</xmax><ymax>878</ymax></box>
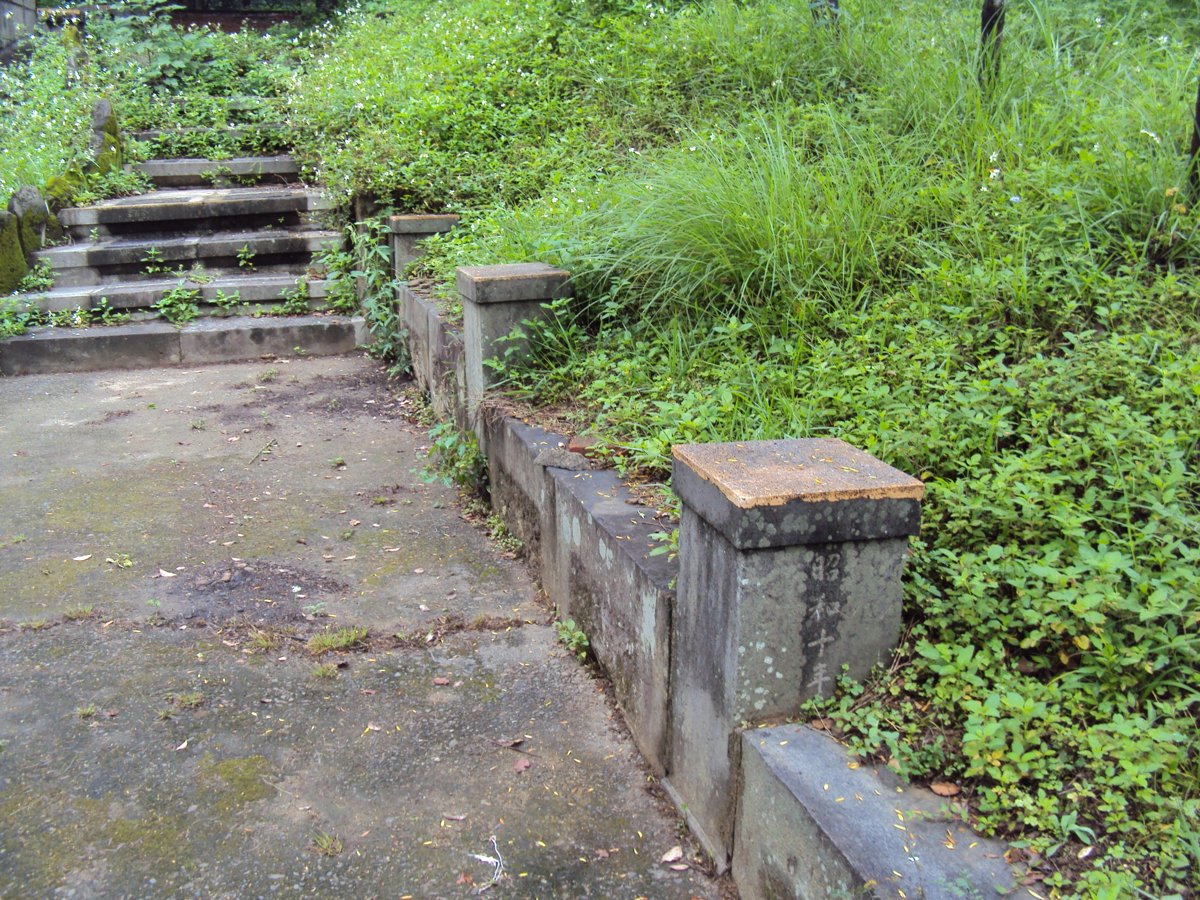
<box><xmin>287</xmin><ymin>0</ymin><xmax>1200</xmax><ymax>894</ymax></box>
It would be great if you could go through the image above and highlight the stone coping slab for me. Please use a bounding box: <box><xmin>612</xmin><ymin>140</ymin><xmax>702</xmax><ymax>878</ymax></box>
<box><xmin>735</xmin><ymin>724</ymin><xmax>1019</xmax><ymax>899</ymax></box>
<box><xmin>456</xmin><ymin>263</ymin><xmax>572</xmax><ymax>305</ymax></box>
<box><xmin>673</xmin><ymin>439</ymin><xmax>925</xmax><ymax>549</ymax></box>
<box><xmin>388</xmin><ymin>213</ymin><xmax>460</xmax><ymax>234</ymax></box>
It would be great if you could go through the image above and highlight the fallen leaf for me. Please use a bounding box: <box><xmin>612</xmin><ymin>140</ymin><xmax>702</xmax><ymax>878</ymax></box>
<box><xmin>174</xmin><ymin>740</ymin><xmax>188</xmax><ymax>751</ymax></box>
<box><xmin>456</xmin><ymin>873</ymin><xmax>474</xmax><ymax>886</ymax></box>
<box><xmin>809</xmin><ymin>717</ymin><xmax>835</xmax><ymax>731</ymax></box>
<box><xmin>495</xmin><ymin>738</ymin><xmax>525</xmax><ymax>749</ymax></box>
<box><xmin>930</xmin><ymin>781</ymin><xmax>961</xmax><ymax>797</ymax></box>
<box><xmin>514</xmin><ymin>758</ymin><xmax>532</xmax><ymax>773</ymax></box>
<box><xmin>443</xmin><ymin>814</ymin><xmax>467</xmax><ymax>822</ymax></box>
<box><xmin>432</xmin><ymin>677</ymin><xmax>451</xmax><ymax>686</ymax></box>
<box><xmin>157</xmin><ymin>569</ymin><xmax>177</xmax><ymax>578</ymax></box>
<box><xmin>73</xmin><ymin>554</ymin><xmax>92</xmax><ymax>561</ymax></box>
<box><xmin>669</xmin><ymin>863</ymin><xmax>690</xmax><ymax>871</ymax></box>
<box><xmin>660</xmin><ymin>846</ymin><xmax>684</xmax><ymax>864</ymax></box>
<box><xmin>595</xmin><ymin>849</ymin><xmax>609</xmax><ymax>859</ymax></box>
<box><xmin>413</xmin><ymin>568</ymin><xmax>425</xmax><ymax>575</ymax></box>
<box><xmin>349</xmin><ymin>519</ymin><xmax>361</xmax><ymax>527</ymax></box>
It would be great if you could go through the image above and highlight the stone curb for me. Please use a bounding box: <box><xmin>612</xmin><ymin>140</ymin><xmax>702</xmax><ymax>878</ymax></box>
<box><xmin>0</xmin><ymin>314</ymin><xmax>367</xmax><ymax>375</ymax></box>
<box><xmin>736</xmin><ymin>725</ymin><xmax>1018</xmax><ymax>899</ymax></box>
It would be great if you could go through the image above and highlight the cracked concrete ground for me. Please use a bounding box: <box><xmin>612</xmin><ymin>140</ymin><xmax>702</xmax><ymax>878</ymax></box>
<box><xmin>0</xmin><ymin>354</ymin><xmax>723</xmax><ymax>898</ymax></box>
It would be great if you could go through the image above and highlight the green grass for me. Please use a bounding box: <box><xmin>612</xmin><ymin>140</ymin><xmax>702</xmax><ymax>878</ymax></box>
<box><xmin>306</xmin><ymin>626</ymin><xmax>368</xmax><ymax>655</ymax></box>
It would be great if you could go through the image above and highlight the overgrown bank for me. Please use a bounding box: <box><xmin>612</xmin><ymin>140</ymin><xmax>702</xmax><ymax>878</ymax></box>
<box><xmin>289</xmin><ymin>1</ymin><xmax>1199</xmax><ymax>893</ymax></box>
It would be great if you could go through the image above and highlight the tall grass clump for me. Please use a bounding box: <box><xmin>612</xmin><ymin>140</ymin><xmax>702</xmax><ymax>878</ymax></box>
<box><xmin>440</xmin><ymin>0</ymin><xmax>1200</xmax><ymax>893</ymax></box>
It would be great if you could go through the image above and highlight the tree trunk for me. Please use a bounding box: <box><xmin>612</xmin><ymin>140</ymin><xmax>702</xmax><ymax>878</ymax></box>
<box><xmin>979</xmin><ymin>0</ymin><xmax>1006</xmax><ymax>90</ymax></box>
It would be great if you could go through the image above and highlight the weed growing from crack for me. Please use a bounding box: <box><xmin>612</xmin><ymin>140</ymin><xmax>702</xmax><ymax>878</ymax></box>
<box><xmin>306</xmin><ymin>626</ymin><xmax>367</xmax><ymax>656</ymax></box>
<box><xmin>310</xmin><ymin>831</ymin><xmax>343</xmax><ymax>856</ymax></box>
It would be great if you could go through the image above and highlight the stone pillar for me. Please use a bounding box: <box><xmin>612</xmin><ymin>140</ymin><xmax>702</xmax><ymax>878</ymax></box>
<box><xmin>457</xmin><ymin>263</ymin><xmax>571</xmax><ymax>441</ymax></box>
<box><xmin>665</xmin><ymin>438</ymin><xmax>924</xmax><ymax>865</ymax></box>
<box><xmin>389</xmin><ymin>214</ymin><xmax>459</xmax><ymax>278</ymax></box>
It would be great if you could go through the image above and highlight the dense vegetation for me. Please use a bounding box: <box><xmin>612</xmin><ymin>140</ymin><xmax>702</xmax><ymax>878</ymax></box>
<box><xmin>289</xmin><ymin>1</ymin><xmax>1200</xmax><ymax>894</ymax></box>
<box><xmin>1</xmin><ymin>0</ymin><xmax>1196</xmax><ymax>894</ymax></box>
<box><xmin>0</xmin><ymin>1</ymin><xmax>302</xmax><ymax>202</ymax></box>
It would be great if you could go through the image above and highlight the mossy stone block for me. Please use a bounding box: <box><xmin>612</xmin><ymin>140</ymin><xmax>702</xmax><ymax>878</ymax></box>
<box><xmin>87</xmin><ymin>99</ymin><xmax>123</xmax><ymax>176</ymax></box>
<box><xmin>9</xmin><ymin>185</ymin><xmax>49</xmax><ymax>257</ymax></box>
<box><xmin>44</xmin><ymin>166</ymin><xmax>86</xmax><ymax>208</ymax></box>
<box><xmin>0</xmin><ymin>210</ymin><xmax>31</xmax><ymax>294</ymax></box>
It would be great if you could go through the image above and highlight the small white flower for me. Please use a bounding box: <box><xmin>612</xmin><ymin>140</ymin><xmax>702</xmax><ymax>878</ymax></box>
<box><xmin>989</xmin><ymin>168</ymin><xmax>1001</xmax><ymax>180</ymax></box>
<box><xmin>988</xmin><ymin>151</ymin><xmax>999</xmax><ymax>163</ymax></box>
<box><xmin>1140</xmin><ymin>129</ymin><xmax>1161</xmax><ymax>144</ymax></box>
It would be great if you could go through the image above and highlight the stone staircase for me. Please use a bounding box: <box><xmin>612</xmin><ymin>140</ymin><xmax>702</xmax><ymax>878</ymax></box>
<box><xmin>2</xmin><ymin>142</ymin><xmax>364</xmax><ymax>375</ymax></box>
<box><xmin>30</xmin><ymin>154</ymin><xmax>338</xmax><ymax>312</ymax></box>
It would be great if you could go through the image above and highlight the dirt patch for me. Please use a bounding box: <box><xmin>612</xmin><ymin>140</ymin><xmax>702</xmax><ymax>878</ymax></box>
<box><xmin>167</xmin><ymin>560</ymin><xmax>348</xmax><ymax>627</ymax></box>
<box><xmin>86</xmin><ymin>409</ymin><xmax>133</xmax><ymax>426</ymax></box>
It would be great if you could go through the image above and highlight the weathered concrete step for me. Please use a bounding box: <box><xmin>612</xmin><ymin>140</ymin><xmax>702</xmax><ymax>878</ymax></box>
<box><xmin>0</xmin><ymin>314</ymin><xmax>367</xmax><ymax>375</ymax></box>
<box><xmin>130</xmin><ymin>124</ymin><xmax>285</xmax><ymax>144</ymax></box>
<box><xmin>134</xmin><ymin>155</ymin><xmax>299</xmax><ymax>188</ymax></box>
<box><xmin>13</xmin><ymin>274</ymin><xmax>330</xmax><ymax>313</ymax></box>
<box><xmin>36</xmin><ymin>228</ymin><xmax>340</xmax><ymax>287</ymax></box>
<box><xmin>59</xmin><ymin>186</ymin><xmax>333</xmax><ymax>234</ymax></box>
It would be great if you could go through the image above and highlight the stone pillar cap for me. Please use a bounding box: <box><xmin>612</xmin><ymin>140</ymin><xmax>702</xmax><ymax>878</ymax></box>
<box><xmin>456</xmin><ymin>262</ymin><xmax>572</xmax><ymax>305</ymax></box>
<box><xmin>388</xmin><ymin>213</ymin><xmax>459</xmax><ymax>234</ymax></box>
<box><xmin>673</xmin><ymin>439</ymin><xmax>925</xmax><ymax>549</ymax></box>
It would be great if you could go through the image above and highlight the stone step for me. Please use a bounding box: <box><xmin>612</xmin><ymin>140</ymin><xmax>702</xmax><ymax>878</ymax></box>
<box><xmin>129</xmin><ymin>124</ymin><xmax>285</xmax><ymax>145</ymax></box>
<box><xmin>13</xmin><ymin>273</ymin><xmax>331</xmax><ymax>314</ymax></box>
<box><xmin>35</xmin><ymin>227</ymin><xmax>341</xmax><ymax>287</ymax></box>
<box><xmin>0</xmin><ymin>314</ymin><xmax>368</xmax><ymax>375</ymax></box>
<box><xmin>134</xmin><ymin>155</ymin><xmax>300</xmax><ymax>188</ymax></box>
<box><xmin>60</xmin><ymin>186</ymin><xmax>334</xmax><ymax>239</ymax></box>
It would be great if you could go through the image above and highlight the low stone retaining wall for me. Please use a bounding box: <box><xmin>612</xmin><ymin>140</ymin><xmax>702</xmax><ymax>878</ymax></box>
<box><xmin>397</xmin><ymin>260</ymin><xmax>1019</xmax><ymax>897</ymax></box>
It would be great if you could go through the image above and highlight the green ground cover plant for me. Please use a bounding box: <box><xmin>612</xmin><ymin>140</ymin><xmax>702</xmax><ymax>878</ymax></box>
<box><xmin>303</xmin><ymin>0</ymin><xmax>1197</xmax><ymax>893</ymax></box>
<box><xmin>0</xmin><ymin>25</ymin><xmax>97</xmax><ymax>199</ymax></box>
<box><xmin>0</xmin><ymin>1</ymin><xmax>306</xmax><ymax>202</ymax></box>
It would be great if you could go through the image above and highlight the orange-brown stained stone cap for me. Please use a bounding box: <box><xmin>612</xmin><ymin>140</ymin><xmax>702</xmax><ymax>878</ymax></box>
<box><xmin>672</xmin><ymin>439</ymin><xmax>925</xmax><ymax>548</ymax></box>
<box><xmin>672</xmin><ymin>439</ymin><xmax>925</xmax><ymax>509</ymax></box>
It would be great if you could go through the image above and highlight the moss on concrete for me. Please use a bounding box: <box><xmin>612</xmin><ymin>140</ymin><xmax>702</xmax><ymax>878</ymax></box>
<box><xmin>0</xmin><ymin>210</ymin><xmax>30</xmax><ymax>294</ymax></box>
<box><xmin>197</xmin><ymin>754</ymin><xmax>277</xmax><ymax>812</ymax></box>
<box><xmin>9</xmin><ymin>186</ymin><xmax>50</xmax><ymax>258</ymax></box>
